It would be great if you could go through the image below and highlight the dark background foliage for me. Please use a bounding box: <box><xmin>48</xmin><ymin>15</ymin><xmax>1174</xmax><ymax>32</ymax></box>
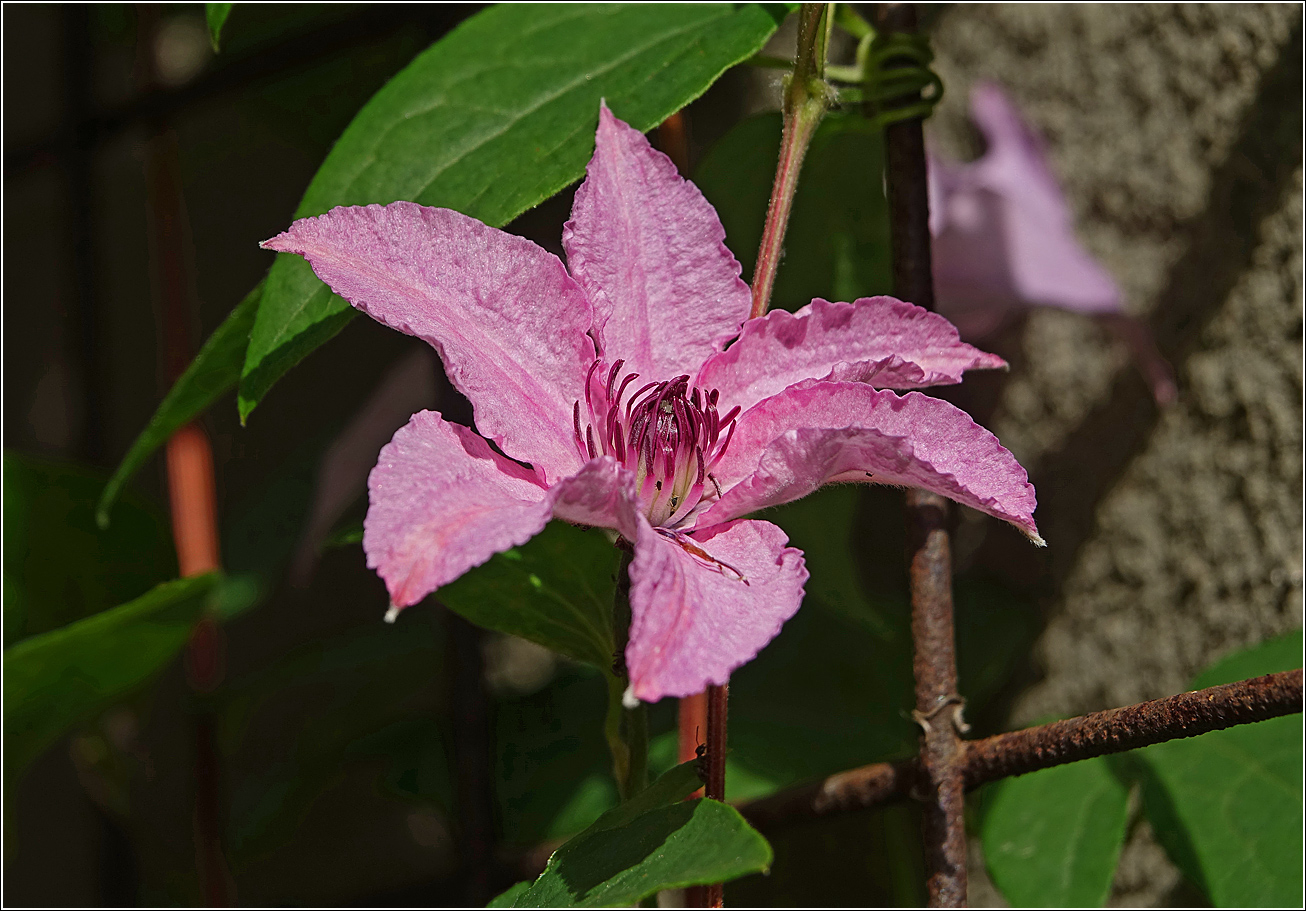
<box><xmin>3</xmin><ymin>3</ymin><xmax>1300</xmax><ymax>906</ymax></box>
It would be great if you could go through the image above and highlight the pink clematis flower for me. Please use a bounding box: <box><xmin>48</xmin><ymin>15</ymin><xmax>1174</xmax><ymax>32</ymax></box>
<box><xmin>263</xmin><ymin>103</ymin><xmax>1041</xmax><ymax>705</ymax></box>
<box><xmin>929</xmin><ymin>81</ymin><xmax>1177</xmax><ymax>405</ymax></box>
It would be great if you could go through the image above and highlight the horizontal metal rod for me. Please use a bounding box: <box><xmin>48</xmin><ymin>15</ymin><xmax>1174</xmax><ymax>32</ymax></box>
<box><xmin>741</xmin><ymin>669</ymin><xmax>1304</xmax><ymax>827</ymax></box>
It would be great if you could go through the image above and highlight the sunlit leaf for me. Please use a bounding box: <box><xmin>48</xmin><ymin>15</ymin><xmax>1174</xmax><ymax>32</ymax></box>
<box><xmin>238</xmin><ymin>3</ymin><xmax>787</xmax><ymax>420</ymax></box>
<box><xmin>206</xmin><ymin>2</ymin><xmax>232</xmax><ymax>51</ymax></box>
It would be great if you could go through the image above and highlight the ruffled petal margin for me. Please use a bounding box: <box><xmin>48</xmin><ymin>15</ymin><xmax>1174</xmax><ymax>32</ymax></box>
<box><xmin>704</xmin><ymin>382</ymin><xmax>1042</xmax><ymax>543</ymax></box>
<box><xmin>695</xmin><ymin>296</ymin><xmax>1005</xmax><ymax>414</ymax></box>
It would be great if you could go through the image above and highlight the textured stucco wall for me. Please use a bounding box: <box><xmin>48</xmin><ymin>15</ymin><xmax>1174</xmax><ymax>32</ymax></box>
<box><xmin>926</xmin><ymin>4</ymin><xmax>1302</xmax><ymax>904</ymax></box>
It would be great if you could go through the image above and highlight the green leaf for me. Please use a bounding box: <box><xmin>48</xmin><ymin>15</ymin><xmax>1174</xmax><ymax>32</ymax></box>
<box><xmin>1189</xmin><ymin>629</ymin><xmax>1302</xmax><ymax>690</ymax></box>
<box><xmin>206</xmin><ymin>3</ymin><xmax>232</xmax><ymax>51</ymax></box>
<box><xmin>980</xmin><ymin>756</ymin><xmax>1130</xmax><ymax>907</ymax></box>
<box><xmin>1137</xmin><ymin>631</ymin><xmax>1303</xmax><ymax>906</ymax></box>
<box><xmin>438</xmin><ymin>522</ymin><xmax>621</xmax><ymax>671</ymax></box>
<box><xmin>488</xmin><ymin>882</ymin><xmax>531</xmax><ymax>907</ymax></box>
<box><xmin>3</xmin><ymin>452</ymin><xmax>176</xmax><ymax>647</ymax></box>
<box><xmin>506</xmin><ymin>762</ymin><xmax>771</xmax><ymax>907</ymax></box>
<box><xmin>3</xmin><ymin>574</ymin><xmax>221</xmax><ymax>783</ymax></box>
<box><xmin>238</xmin><ymin>3</ymin><xmax>787</xmax><ymax>420</ymax></box>
<box><xmin>97</xmin><ymin>281</ymin><xmax>262</xmax><ymax>529</ymax></box>
<box><xmin>695</xmin><ymin>111</ymin><xmax>893</xmax><ymax>313</ymax></box>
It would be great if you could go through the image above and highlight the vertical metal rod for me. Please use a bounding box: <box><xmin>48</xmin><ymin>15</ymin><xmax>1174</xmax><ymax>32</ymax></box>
<box><xmin>690</xmin><ymin>683</ymin><xmax>729</xmax><ymax>909</ymax></box>
<box><xmin>135</xmin><ymin>4</ymin><xmax>231</xmax><ymax>903</ymax></box>
<box><xmin>873</xmin><ymin>3</ymin><xmax>968</xmax><ymax>906</ymax></box>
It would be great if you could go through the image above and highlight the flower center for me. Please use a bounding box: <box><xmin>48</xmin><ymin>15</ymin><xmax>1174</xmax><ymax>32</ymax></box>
<box><xmin>573</xmin><ymin>359</ymin><xmax>739</xmax><ymax>528</ymax></box>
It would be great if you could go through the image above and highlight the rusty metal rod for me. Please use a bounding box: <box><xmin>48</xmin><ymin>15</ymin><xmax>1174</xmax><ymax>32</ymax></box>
<box><xmin>688</xmin><ymin>683</ymin><xmax>730</xmax><ymax>908</ymax></box>
<box><xmin>962</xmin><ymin>668</ymin><xmax>1303</xmax><ymax>787</ymax></box>
<box><xmin>873</xmin><ymin>2</ymin><xmax>965</xmax><ymax>904</ymax></box>
<box><xmin>741</xmin><ymin>670</ymin><xmax>1304</xmax><ymax>827</ymax></box>
<box><xmin>903</xmin><ymin>489</ymin><xmax>966</xmax><ymax>907</ymax></box>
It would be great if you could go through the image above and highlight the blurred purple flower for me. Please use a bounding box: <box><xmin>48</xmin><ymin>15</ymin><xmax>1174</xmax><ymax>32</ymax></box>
<box><xmin>929</xmin><ymin>81</ymin><xmax>1177</xmax><ymax>405</ymax></box>
<box><xmin>264</xmin><ymin>103</ymin><xmax>1041</xmax><ymax>704</ymax></box>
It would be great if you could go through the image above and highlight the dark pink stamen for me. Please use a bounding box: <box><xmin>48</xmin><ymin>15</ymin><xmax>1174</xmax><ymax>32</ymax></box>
<box><xmin>571</xmin><ymin>362</ymin><xmax>739</xmax><ymax>527</ymax></box>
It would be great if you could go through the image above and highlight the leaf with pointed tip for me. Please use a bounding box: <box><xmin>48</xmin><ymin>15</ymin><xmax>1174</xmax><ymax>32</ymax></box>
<box><xmin>4</xmin><ymin>574</ymin><xmax>221</xmax><ymax>784</ymax></box>
<box><xmin>206</xmin><ymin>3</ymin><xmax>232</xmax><ymax>51</ymax></box>
<box><xmin>504</xmin><ymin>761</ymin><xmax>772</xmax><ymax>907</ymax></box>
<box><xmin>97</xmin><ymin>281</ymin><xmax>262</xmax><ymax>528</ymax></box>
<box><xmin>237</xmin><ymin>2</ymin><xmax>788</xmax><ymax>420</ymax></box>
<box><xmin>5</xmin><ymin>452</ymin><xmax>175</xmax><ymax>647</ymax></box>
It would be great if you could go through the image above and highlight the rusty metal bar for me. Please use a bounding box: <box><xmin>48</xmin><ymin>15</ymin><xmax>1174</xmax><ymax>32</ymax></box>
<box><xmin>740</xmin><ymin>670</ymin><xmax>1304</xmax><ymax>827</ymax></box>
<box><xmin>873</xmin><ymin>2</ymin><xmax>966</xmax><ymax>905</ymax></box>
<box><xmin>688</xmin><ymin>683</ymin><xmax>730</xmax><ymax>908</ymax></box>
<box><xmin>962</xmin><ymin>669</ymin><xmax>1304</xmax><ymax>787</ymax></box>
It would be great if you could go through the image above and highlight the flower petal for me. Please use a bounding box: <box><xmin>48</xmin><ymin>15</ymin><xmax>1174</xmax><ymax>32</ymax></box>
<box><xmin>704</xmin><ymin>382</ymin><xmax>1041</xmax><ymax>542</ymax></box>
<box><xmin>364</xmin><ymin>410</ymin><xmax>552</xmax><ymax>610</ymax></box>
<box><xmin>263</xmin><ymin>202</ymin><xmax>595</xmax><ymax>484</ymax></box>
<box><xmin>549</xmin><ymin>455</ymin><xmax>642</xmax><ymax>542</ymax></box>
<box><xmin>626</xmin><ymin>518</ymin><xmax>807</xmax><ymax>703</ymax></box>
<box><xmin>562</xmin><ymin>102</ymin><xmax>752</xmax><ymax>379</ymax></box>
<box><xmin>931</xmin><ymin>82</ymin><xmax>1121</xmax><ymax>320</ymax></box>
<box><xmin>694</xmin><ymin>296</ymin><xmax>1006</xmax><ymax>414</ymax></box>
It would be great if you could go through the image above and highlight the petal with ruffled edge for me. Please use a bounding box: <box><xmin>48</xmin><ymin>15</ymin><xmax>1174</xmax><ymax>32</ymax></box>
<box><xmin>625</xmin><ymin>518</ymin><xmax>807</xmax><ymax>703</ymax></box>
<box><xmin>364</xmin><ymin>411</ymin><xmax>554</xmax><ymax>611</ymax></box>
<box><xmin>562</xmin><ymin>102</ymin><xmax>752</xmax><ymax>379</ymax></box>
<box><xmin>263</xmin><ymin>202</ymin><xmax>595</xmax><ymax>484</ymax></box>
<box><xmin>703</xmin><ymin>383</ymin><xmax>1041</xmax><ymax>543</ymax></box>
<box><xmin>694</xmin><ymin>296</ymin><xmax>1006</xmax><ymax>414</ymax></box>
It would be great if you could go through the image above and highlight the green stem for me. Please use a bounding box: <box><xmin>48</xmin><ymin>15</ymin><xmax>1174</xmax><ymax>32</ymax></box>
<box><xmin>605</xmin><ymin>673</ymin><xmax>632</xmax><ymax>795</ymax></box>
<box><xmin>749</xmin><ymin>2</ymin><xmax>834</xmax><ymax>319</ymax></box>
<box><xmin>626</xmin><ymin>698</ymin><xmax>649</xmax><ymax>799</ymax></box>
<box><xmin>606</xmin><ymin>550</ymin><xmax>649</xmax><ymax>800</ymax></box>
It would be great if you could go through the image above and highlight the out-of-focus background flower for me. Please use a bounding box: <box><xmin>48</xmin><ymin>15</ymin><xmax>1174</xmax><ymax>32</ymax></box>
<box><xmin>4</xmin><ymin>4</ymin><xmax>1300</xmax><ymax>906</ymax></box>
